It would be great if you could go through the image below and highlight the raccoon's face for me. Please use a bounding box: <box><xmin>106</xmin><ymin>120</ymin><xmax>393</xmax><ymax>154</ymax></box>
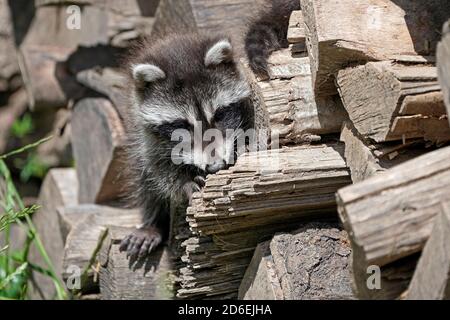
<box><xmin>131</xmin><ymin>35</ymin><xmax>254</xmax><ymax>175</ymax></box>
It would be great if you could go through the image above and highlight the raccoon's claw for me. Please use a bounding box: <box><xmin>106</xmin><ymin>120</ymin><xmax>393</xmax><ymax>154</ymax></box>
<box><xmin>194</xmin><ymin>175</ymin><xmax>206</xmax><ymax>187</ymax></box>
<box><xmin>119</xmin><ymin>226</ymin><xmax>162</xmax><ymax>259</ymax></box>
<box><xmin>183</xmin><ymin>180</ymin><xmax>202</xmax><ymax>205</ymax></box>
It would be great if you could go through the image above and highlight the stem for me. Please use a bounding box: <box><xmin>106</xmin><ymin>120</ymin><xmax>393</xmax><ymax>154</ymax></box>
<box><xmin>0</xmin><ymin>136</ymin><xmax>53</xmax><ymax>160</ymax></box>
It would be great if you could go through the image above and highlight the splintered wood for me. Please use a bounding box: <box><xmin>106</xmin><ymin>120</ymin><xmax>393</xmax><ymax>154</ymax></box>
<box><xmin>337</xmin><ymin>146</ymin><xmax>450</xmax><ymax>271</ymax></box>
<box><xmin>239</xmin><ymin>223</ymin><xmax>354</xmax><ymax>300</ymax></box>
<box><xmin>300</xmin><ymin>0</ymin><xmax>450</xmax><ymax>96</ymax></box>
<box><xmin>337</xmin><ymin>61</ymin><xmax>450</xmax><ymax>143</ymax></box>
<box><xmin>243</xmin><ymin>48</ymin><xmax>347</xmax><ymax>145</ymax></box>
<box><xmin>177</xmin><ymin>144</ymin><xmax>351</xmax><ymax>299</ymax></box>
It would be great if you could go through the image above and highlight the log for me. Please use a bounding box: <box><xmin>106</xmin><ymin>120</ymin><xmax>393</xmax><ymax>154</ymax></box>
<box><xmin>28</xmin><ymin>168</ymin><xmax>78</xmax><ymax>300</ymax></box>
<box><xmin>177</xmin><ymin>143</ymin><xmax>352</xmax><ymax>299</ymax></box>
<box><xmin>438</xmin><ymin>20</ymin><xmax>450</xmax><ymax>121</ymax></box>
<box><xmin>337</xmin><ymin>61</ymin><xmax>450</xmax><ymax>143</ymax></box>
<box><xmin>337</xmin><ymin>146</ymin><xmax>450</xmax><ymax>270</ymax></box>
<box><xmin>242</xmin><ymin>48</ymin><xmax>347</xmax><ymax>145</ymax></box>
<box><xmin>405</xmin><ymin>201</ymin><xmax>450</xmax><ymax>300</ymax></box>
<box><xmin>287</xmin><ymin>10</ymin><xmax>306</xmax><ymax>46</ymax></box>
<box><xmin>61</xmin><ymin>205</ymin><xmax>141</xmax><ymax>292</ymax></box>
<box><xmin>0</xmin><ymin>0</ymin><xmax>20</xmax><ymax>92</ymax></box>
<box><xmin>340</xmin><ymin>122</ymin><xmax>428</xmax><ymax>183</ymax></box>
<box><xmin>99</xmin><ymin>226</ymin><xmax>175</xmax><ymax>300</ymax></box>
<box><xmin>18</xmin><ymin>45</ymin><xmax>83</xmax><ymax>110</ymax></box>
<box><xmin>71</xmin><ymin>98</ymin><xmax>126</xmax><ymax>204</ymax></box>
<box><xmin>75</xmin><ymin>68</ymin><xmax>127</xmax><ymax>120</ymax></box>
<box><xmin>239</xmin><ymin>222</ymin><xmax>354</xmax><ymax>300</ymax></box>
<box><xmin>152</xmin><ymin>0</ymin><xmax>264</xmax><ymax>56</ymax></box>
<box><xmin>300</xmin><ymin>0</ymin><xmax>450</xmax><ymax>96</ymax></box>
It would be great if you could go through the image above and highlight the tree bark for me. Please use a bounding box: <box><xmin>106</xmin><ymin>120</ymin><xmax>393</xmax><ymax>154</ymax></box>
<box><xmin>438</xmin><ymin>20</ymin><xmax>450</xmax><ymax>123</ymax></box>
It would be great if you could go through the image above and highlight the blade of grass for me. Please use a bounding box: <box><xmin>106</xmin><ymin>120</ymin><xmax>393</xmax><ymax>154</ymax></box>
<box><xmin>0</xmin><ymin>136</ymin><xmax>52</xmax><ymax>160</ymax></box>
<box><xmin>0</xmin><ymin>205</ymin><xmax>39</xmax><ymax>232</ymax></box>
<box><xmin>0</xmin><ymin>245</ymin><xmax>8</xmax><ymax>254</ymax></box>
<box><xmin>0</xmin><ymin>262</ymin><xmax>28</xmax><ymax>291</ymax></box>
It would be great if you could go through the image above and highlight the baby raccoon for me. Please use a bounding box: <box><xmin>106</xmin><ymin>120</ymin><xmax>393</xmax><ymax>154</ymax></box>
<box><xmin>120</xmin><ymin>34</ymin><xmax>255</xmax><ymax>258</ymax></box>
<box><xmin>120</xmin><ymin>0</ymin><xmax>300</xmax><ymax>258</ymax></box>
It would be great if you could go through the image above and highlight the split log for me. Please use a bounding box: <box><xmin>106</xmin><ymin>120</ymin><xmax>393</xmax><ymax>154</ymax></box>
<box><xmin>177</xmin><ymin>143</ymin><xmax>352</xmax><ymax>299</ymax></box>
<box><xmin>287</xmin><ymin>11</ymin><xmax>305</xmax><ymax>46</ymax></box>
<box><xmin>405</xmin><ymin>201</ymin><xmax>450</xmax><ymax>300</ymax></box>
<box><xmin>99</xmin><ymin>226</ymin><xmax>174</xmax><ymax>300</ymax></box>
<box><xmin>239</xmin><ymin>222</ymin><xmax>354</xmax><ymax>300</ymax></box>
<box><xmin>75</xmin><ymin>68</ymin><xmax>127</xmax><ymax>119</ymax></box>
<box><xmin>152</xmin><ymin>0</ymin><xmax>263</xmax><ymax>56</ymax></box>
<box><xmin>61</xmin><ymin>205</ymin><xmax>141</xmax><ymax>292</ymax></box>
<box><xmin>337</xmin><ymin>146</ymin><xmax>450</xmax><ymax>270</ymax></box>
<box><xmin>438</xmin><ymin>21</ymin><xmax>450</xmax><ymax>121</ymax></box>
<box><xmin>28</xmin><ymin>169</ymin><xmax>78</xmax><ymax>300</ymax></box>
<box><xmin>340</xmin><ymin>122</ymin><xmax>428</xmax><ymax>183</ymax></box>
<box><xmin>18</xmin><ymin>45</ymin><xmax>83</xmax><ymax>110</ymax></box>
<box><xmin>242</xmin><ymin>48</ymin><xmax>347</xmax><ymax>145</ymax></box>
<box><xmin>337</xmin><ymin>61</ymin><xmax>450</xmax><ymax>143</ymax></box>
<box><xmin>0</xmin><ymin>0</ymin><xmax>20</xmax><ymax>92</ymax></box>
<box><xmin>300</xmin><ymin>0</ymin><xmax>450</xmax><ymax>96</ymax></box>
<box><xmin>71</xmin><ymin>98</ymin><xmax>126</xmax><ymax>204</ymax></box>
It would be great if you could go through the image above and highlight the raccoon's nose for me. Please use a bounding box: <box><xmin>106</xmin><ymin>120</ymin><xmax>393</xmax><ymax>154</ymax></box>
<box><xmin>206</xmin><ymin>160</ymin><xmax>226</xmax><ymax>174</ymax></box>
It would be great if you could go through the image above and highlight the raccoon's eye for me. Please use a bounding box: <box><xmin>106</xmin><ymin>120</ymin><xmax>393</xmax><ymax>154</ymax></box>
<box><xmin>157</xmin><ymin>119</ymin><xmax>191</xmax><ymax>137</ymax></box>
<box><xmin>214</xmin><ymin>102</ymin><xmax>242</xmax><ymax>126</ymax></box>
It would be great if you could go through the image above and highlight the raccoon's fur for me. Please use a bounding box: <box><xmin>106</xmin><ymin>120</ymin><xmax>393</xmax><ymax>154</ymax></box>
<box><xmin>245</xmin><ymin>0</ymin><xmax>301</xmax><ymax>78</ymax></box>
<box><xmin>120</xmin><ymin>34</ymin><xmax>255</xmax><ymax>258</ymax></box>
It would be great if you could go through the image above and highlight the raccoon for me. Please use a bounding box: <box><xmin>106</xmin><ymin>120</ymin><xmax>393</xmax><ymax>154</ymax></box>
<box><xmin>245</xmin><ymin>0</ymin><xmax>301</xmax><ymax>78</ymax></box>
<box><xmin>120</xmin><ymin>34</ymin><xmax>255</xmax><ymax>258</ymax></box>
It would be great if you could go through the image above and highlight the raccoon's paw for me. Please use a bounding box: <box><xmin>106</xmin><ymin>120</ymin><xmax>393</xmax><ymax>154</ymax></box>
<box><xmin>248</xmin><ymin>56</ymin><xmax>270</xmax><ymax>80</ymax></box>
<box><xmin>183</xmin><ymin>177</ymin><xmax>205</xmax><ymax>205</ymax></box>
<box><xmin>119</xmin><ymin>226</ymin><xmax>162</xmax><ymax>259</ymax></box>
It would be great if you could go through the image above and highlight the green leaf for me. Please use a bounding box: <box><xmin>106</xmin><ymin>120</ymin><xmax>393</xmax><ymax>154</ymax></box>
<box><xmin>0</xmin><ymin>262</ymin><xmax>28</xmax><ymax>291</ymax></box>
<box><xmin>10</xmin><ymin>113</ymin><xmax>34</xmax><ymax>139</ymax></box>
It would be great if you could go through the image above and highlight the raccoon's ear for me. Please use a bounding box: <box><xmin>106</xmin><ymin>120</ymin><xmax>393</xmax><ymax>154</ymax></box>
<box><xmin>132</xmin><ymin>64</ymin><xmax>166</xmax><ymax>84</ymax></box>
<box><xmin>204</xmin><ymin>39</ymin><xmax>233</xmax><ymax>67</ymax></box>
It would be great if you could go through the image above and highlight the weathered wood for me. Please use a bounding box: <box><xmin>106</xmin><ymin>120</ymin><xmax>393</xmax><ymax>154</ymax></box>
<box><xmin>28</xmin><ymin>169</ymin><xmax>78</xmax><ymax>300</ymax></box>
<box><xmin>239</xmin><ymin>222</ymin><xmax>354</xmax><ymax>300</ymax></box>
<box><xmin>75</xmin><ymin>68</ymin><xmax>127</xmax><ymax>119</ymax></box>
<box><xmin>438</xmin><ymin>20</ymin><xmax>450</xmax><ymax>122</ymax></box>
<box><xmin>71</xmin><ymin>98</ymin><xmax>126</xmax><ymax>204</ymax></box>
<box><xmin>287</xmin><ymin>10</ymin><xmax>305</xmax><ymax>45</ymax></box>
<box><xmin>337</xmin><ymin>61</ymin><xmax>450</xmax><ymax>143</ymax></box>
<box><xmin>0</xmin><ymin>0</ymin><xmax>20</xmax><ymax>92</ymax></box>
<box><xmin>405</xmin><ymin>201</ymin><xmax>450</xmax><ymax>300</ymax></box>
<box><xmin>340</xmin><ymin>122</ymin><xmax>428</xmax><ymax>183</ymax></box>
<box><xmin>61</xmin><ymin>205</ymin><xmax>141</xmax><ymax>292</ymax></box>
<box><xmin>152</xmin><ymin>0</ymin><xmax>264</xmax><ymax>56</ymax></box>
<box><xmin>99</xmin><ymin>226</ymin><xmax>174</xmax><ymax>300</ymax></box>
<box><xmin>177</xmin><ymin>144</ymin><xmax>352</xmax><ymax>299</ymax></box>
<box><xmin>18</xmin><ymin>45</ymin><xmax>83</xmax><ymax>110</ymax></box>
<box><xmin>242</xmin><ymin>48</ymin><xmax>347</xmax><ymax>145</ymax></box>
<box><xmin>300</xmin><ymin>0</ymin><xmax>450</xmax><ymax>96</ymax></box>
<box><xmin>337</xmin><ymin>146</ymin><xmax>450</xmax><ymax>270</ymax></box>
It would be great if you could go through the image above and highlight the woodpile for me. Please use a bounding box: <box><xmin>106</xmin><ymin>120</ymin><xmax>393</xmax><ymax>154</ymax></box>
<box><xmin>4</xmin><ymin>0</ymin><xmax>450</xmax><ymax>301</ymax></box>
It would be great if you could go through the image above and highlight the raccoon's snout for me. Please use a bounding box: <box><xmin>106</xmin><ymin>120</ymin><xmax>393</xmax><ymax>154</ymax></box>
<box><xmin>206</xmin><ymin>160</ymin><xmax>226</xmax><ymax>174</ymax></box>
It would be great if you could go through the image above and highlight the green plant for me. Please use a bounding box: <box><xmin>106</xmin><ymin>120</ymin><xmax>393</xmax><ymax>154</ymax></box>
<box><xmin>10</xmin><ymin>113</ymin><xmax>34</xmax><ymax>139</ymax></box>
<box><xmin>0</xmin><ymin>136</ymin><xmax>67</xmax><ymax>300</ymax></box>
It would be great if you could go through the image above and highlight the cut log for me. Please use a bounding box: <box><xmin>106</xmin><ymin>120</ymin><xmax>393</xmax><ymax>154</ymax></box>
<box><xmin>99</xmin><ymin>226</ymin><xmax>174</xmax><ymax>300</ymax></box>
<box><xmin>405</xmin><ymin>201</ymin><xmax>450</xmax><ymax>300</ymax></box>
<box><xmin>300</xmin><ymin>0</ymin><xmax>450</xmax><ymax>96</ymax></box>
<box><xmin>177</xmin><ymin>143</ymin><xmax>352</xmax><ymax>299</ymax></box>
<box><xmin>340</xmin><ymin>122</ymin><xmax>428</xmax><ymax>183</ymax></box>
<box><xmin>438</xmin><ymin>20</ymin><xmax>450</xmax><ymax>121</ymax></box>
<box><xmin>337</xmin><ymin>61</ymin><xmax>450</xmax><ymax>143</ymax></box>
<box><xmin>71</xmin><ymin>98</ymin><xmax>126</xmax><ymax>204</ymax></box>
<box><xmin>28</xmin><ymin>169</ymin><xmax>78</xmax><ymax>300</ymax></box>
<box><xmin>61</xmin><ymin>205</ymin><xmax>141</xmax><ymax>292</ymax></box>
<box><xmin>239</xmin><ymin>222</ymin><xmax>354</xmax><ymax>300</ymax></box>
<box><xmin>18</xmin><ymin>45</ymin><xmax>83</xmax><ymax>110</ymax></box>
<box><xmin>242</xmin><ymin>48</ymin><xmax>348</xmax><ymax>145</ymax></box>
<box><xmin>287</xmin><ymin>11</ymin><xmax>305</xmax><ymax>45</ymax></box>
<box><xmin>152</xmin><ymin>0</ymin><xmax>264</xmax><ymax>56</ymax></box>
<box><xmin>0</xmin><ymin>0</ymin><xmax>20</xmax><ymax>92</ymax></box>
<box><xmin>75</xmin><ymin>68</ymin><xmax>127</xmax><ymax>119</ymax></box>
<box><xmin>337</xmin><ymin>146</ymin><xmax>450</xmax><ymax>270</ymax></box>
